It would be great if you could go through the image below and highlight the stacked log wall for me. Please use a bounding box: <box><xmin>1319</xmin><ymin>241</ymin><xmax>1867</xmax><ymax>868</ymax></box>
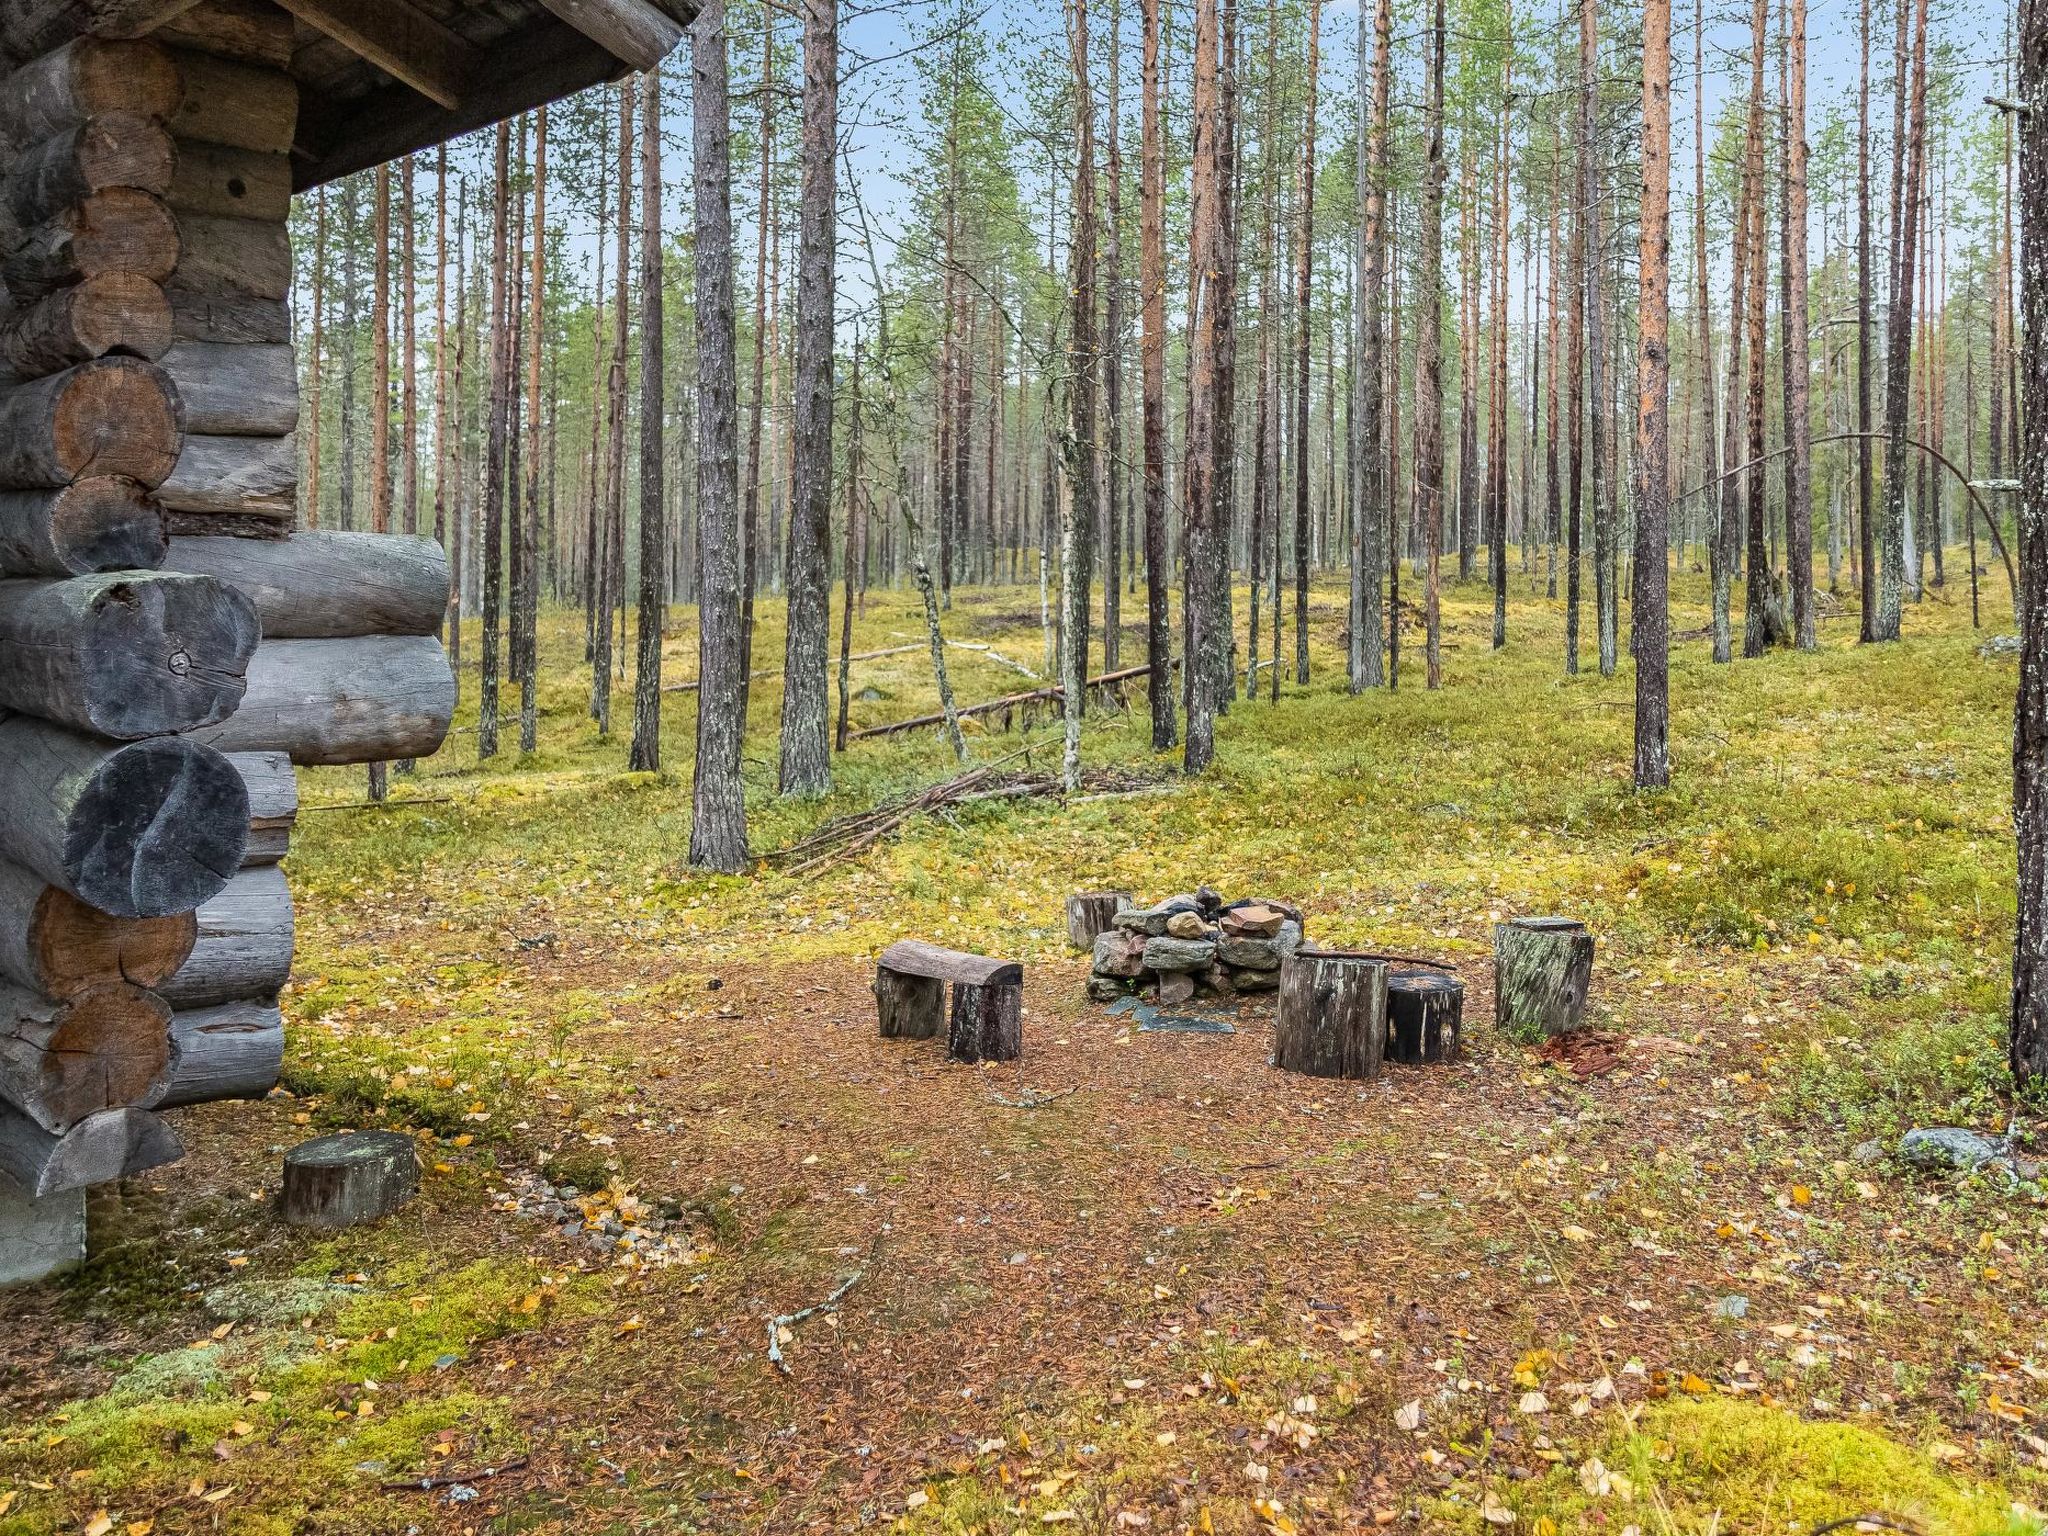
<box><xmin>0</xmin><ymin>12</ymin><xmax>452</xmax><ymax>1214</ymax></box>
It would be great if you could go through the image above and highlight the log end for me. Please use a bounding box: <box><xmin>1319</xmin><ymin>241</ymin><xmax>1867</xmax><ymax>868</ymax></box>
<box><xmin>44</xmin><ymin>477</ymin><xmax>167</xmax><ymax>575</ymax></box>
<box><xmin>66</xmin><ymin>737</ymin><xmax>248</xmax><ymax>918</ymax></box>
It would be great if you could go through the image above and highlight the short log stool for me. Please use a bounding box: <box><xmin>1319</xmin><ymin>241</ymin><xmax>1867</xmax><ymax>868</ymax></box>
<box><xmin>281</xmin><ymin>1130</ymin><xmax>418</xmax><ymax>1229</ymax></box>
<box><xmin>1493</xmin><ymin>917</ymin><xmax>1594</xmax><ymax>1037</ymax></box>
<box><xmin>1386</xmin><ymin>968</ymin><xmax>1464</xmax><ymax>1064</ymax></box>
<box><xmin>1272</xmin><ymin>950</ymin><xmax>1389</xmax><ymax>1080</ymax></box>
<box><xmin>1065</xmin><ymin>890</ymin><xmax>1132</xmax><ymax>950</ymax></box>
<box><xmin>873</xmin><ymin>940</ymin><xmax>1023</xmax><ymax>1063</ymax></box>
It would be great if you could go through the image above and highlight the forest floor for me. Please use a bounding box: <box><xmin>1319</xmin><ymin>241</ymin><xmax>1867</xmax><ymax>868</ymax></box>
<box><xmin>2</xmin><ymin>563</ymin><xmax>2047</xmax><ymax>1536</ymax></box>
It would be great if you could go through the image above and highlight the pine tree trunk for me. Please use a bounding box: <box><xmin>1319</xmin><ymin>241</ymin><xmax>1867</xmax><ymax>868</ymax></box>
<box><xmin>1873</xmin><ymin>0</ymin><xmax>1927</xmax><ymax>641</ymax></box>
<box><xmin>690</xmin><ymin>0</ymin><xmax>749</xmax><ymax>872</ymax></box>
<box><xmin>2008</xmin><ymin>0</ymin><xmax>2048</xmax><ymax>1082</ymax></box>
<box><xmin>520</xmin><ymin>112</ymin><xmax>546</xmax><ymax>754</ymax></box>
<box><xmin>1350</xmin><ymin>0</ymin><xmax>1389</xmax><ymax>691</ymax></box>
<box><xmin>631</xmin><ymin>70</ymin><xmax>666</xmax><ymax>774</ymax></box>
<box><xmin>779</xmin><ymin>0</ymin><xmax>836</xmax><ymax>797</ymax></box>
<box><xmin>1181</xmin><ymin>0</ymin><xmax>1222</xmax><ymax>770</ymax></box>
<box><xmin>1291</xmin><ymin>0</ymin><xmax>1319</xmax><ymax>686</ymax></box>
<box><xmin>477</xmin><ymin>124</ymin><xmax>510</xmax><ymax>760</ymax></box>
<box><xmin>370</xmin><ymin>161</ymin><xmax>390</xmax><ymax>535</ymax></box>
<box><xmin>1416</xmin><ymin>0</ymin><xmax>1446</xmax><ymax>691</ymax></box>
<box><xmin>1580</xmin><ymin>0</ymin><xmax>1613</xmax><ymax>676</ymax></box>
<box><xmin>1634</xmin><ymin>0</ymin><xmax>1672</xmax><ymax>789</ymax></box>
<box><xmin>1782</xmin><ymin>0</ymin><xmax>1814</xmax><ymax>648</ymax></box>
<box><xmin>1140</xmin><ymin>0</ymin><xmax>1175</xmax><ymax>751</ymax></box>
<box><xmin>1102</xmin><ymin>0</ymin><xmax>1124</xmax><ymax>672</ymax></box>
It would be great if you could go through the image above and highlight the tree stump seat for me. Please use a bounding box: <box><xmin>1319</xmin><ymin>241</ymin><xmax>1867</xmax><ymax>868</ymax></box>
<box><xmin>873</xmin><ymin>939</ymin><xmax>1023</xmax><ymax>1062</ymax></box>
<box><xmin>1386</xmin><ymin>967</ymin><xmax>1464</xmax><ymax>1064</ymax></box>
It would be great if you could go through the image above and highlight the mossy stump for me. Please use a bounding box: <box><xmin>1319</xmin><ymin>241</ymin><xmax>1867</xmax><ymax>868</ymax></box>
<box><xmin>1493</xmin><ymin>917</ymin><xmax>1594</xmax><ymax>1038</ymax></box>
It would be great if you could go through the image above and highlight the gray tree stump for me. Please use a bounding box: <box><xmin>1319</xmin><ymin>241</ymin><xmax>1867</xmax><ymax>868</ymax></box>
<box><xmin>280</xmin><ymin>1130</ymin><xmax>417</xmax><ymax>1229</ymax></box>
<box><xmin>874</xmin><ymin>968</ymin><xmax>944</xmax><ymax>1040</ymax></box>
<box><xmin>1493</xmin><ymin>917</ymin><xmax>1595</xmax><ymax>1038</ymax></box>
<box><xmin>1387</xmin><ymin>969</ymin><xmax>1465</xmax><ymax>1064</ymax></box>
<box><xmin>1065</xmin><ymin>890</ymin><xmax>1131</xmax><ymax>950</ymax></box>
<box><xmin>948</xmin><ymin>982</ymin><xmax>1022</xmax><ymax>1063</ymax></box>
<box><xmin>1272</xmin><ymin>951</ymin><xmax>1388</xmax><ymax>1080</ymax></box>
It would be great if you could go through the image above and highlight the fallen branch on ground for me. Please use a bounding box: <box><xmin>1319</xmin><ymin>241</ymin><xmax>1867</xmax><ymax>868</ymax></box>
<box><xmin>766</xmin><ymin>1266</ymin><xmax>869</xmax><ymax>1376</ymax></box>
<box><xmin>847</xmin><ymin>660</ymin><xmax>1174</xmax><ymax>742</ymax></box>
<box><xmin>989</xmin><ymin>1086</ymin><xmax>1081</xmax><ymax>1109</ymax></box>
<box><xmin>383</xmin><ymin>1457</ymin><xmax>529</xmax><ymax>1492</ymax></box>
<box><xmin>765</xmin><ymin>756</ymin><xmax>1166</xmax><ymax>875</ymax></box>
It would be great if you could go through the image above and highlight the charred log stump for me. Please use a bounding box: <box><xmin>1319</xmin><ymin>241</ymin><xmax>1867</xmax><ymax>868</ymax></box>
<box><xmin>1272</xmin><ymin>950</ymin><xmax>1388</xmax><ymax>1080</ymax></box>
<box><xmin>1065</xmin><ymin>890</ymin><xmax>1131</xmax><ymax>950</ymax></box>
<box><xmin>280</xmin><ymin>1130</ymin><xmax>417</xmax><ymax>1229</ymax></box>
<box><xmin>1386</xmin><ymin>968</ymin><xmax>1465</xmax><ymax>1065</ymax></box>
<box><xmin>948</xmin><ymin>981</ymin><xmax>1022</xmax><ymax>1063</ymax></box>
<box><xmin>1493</xmin><ymin>917</ymin><xmax>1594</xmax><ymax>1039</ymax></box>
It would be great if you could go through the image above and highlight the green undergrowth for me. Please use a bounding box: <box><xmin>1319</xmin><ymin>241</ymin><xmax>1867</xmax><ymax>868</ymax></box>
<box><xmin>1457</xmin><ymin>1393</ymin><xmax>2039</xmax><ymax>1535</ymax></box>
<box><xmin>0</xmin><ymin>1257</ymin><xmax>598</xmax><ymax>1535</ymax></box>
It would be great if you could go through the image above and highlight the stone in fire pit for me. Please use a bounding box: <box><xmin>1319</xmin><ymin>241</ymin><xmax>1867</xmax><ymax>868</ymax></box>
<box><xmin>1081</xmin><ymin>888</ymin><xmax>1303</xmax><ymax>1004</ymax></box>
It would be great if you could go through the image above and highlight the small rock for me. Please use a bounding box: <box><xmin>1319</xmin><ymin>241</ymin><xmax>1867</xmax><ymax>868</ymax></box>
<box><xmin>1899</xmin><ymin>1127</ymin><xmax>2010</xmax><ymax>1173</ymax></box>
<box><xmin>1712</xmin><ymin>1294</ymin><xmax>1749</xmax><ymax>1321</ymax></box>
<box><xmin>1233</xmin><ymin>968</ymin><xmax>1281</xmax><ymax>993</ymax></box>
<box><xmin>1143</xmin><ymin>936</ymin><xmax>1216</xmax><ymax>973</ymax></box>
<box><xmin>1221</xmin><ymin>904</ymin><xmax>1286</xmax><ymax>939</ymax></box>
<box><xmin>1086</xmin><ymin>975</ymin><xmax>1129</xmax><ymax>1003</ymax></box>
<box><xmin>1199</xmin><ymin>961</ymin><xmax>1236</xmax><ymax>995</ymax></box>
<box><xmin>1156</xmin><ymin>971</ymin><xmax>1197</xmax><ymax>1006</ymax></box>
<box><xmin>1165</xmin><ymin>911</ymin><xmax>1209</xmax><ymax>940</ymax></box>
<box><xmin>1093</xmin><ymin>930</ymin><xmax>1146</xmax><ymax>978</ymax></box>
<box><xmin>1849</xmin><ymin>1139</ymin><xmax>1884</xmax><ymax>1164</ymax></box>
<box><xmin>1217</xmin><ymin>935</ymin><xmax>1284</xmax><ymax>970</ymax></box>
<box><xmin>1115</xmin><ymin>905</ymin><xmax>1173</xmax><ymax>937</ymax></box>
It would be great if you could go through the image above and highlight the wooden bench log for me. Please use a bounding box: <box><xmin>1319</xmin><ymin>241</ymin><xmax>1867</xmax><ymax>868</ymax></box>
<box><xmin>227</xmin><ymin>749</ymin><xmax>293</xmax><ymax>865</ymax></box>
<box><xmin>0</xmin><ymin>477</ymin><xmax>165</xmax><ymax>577</ymax></box>
<box><xmin>156</xmin><ymin>432</ymin><xmax>294</xmax><ymax>522</ymax></box>
<box><xmin>0</xmin><ymin>357</ymin><xmax>182</xmax><ymax>491</ymax></box>
<box><xmin>1386</xmin><ymin>967</ymin><xmax>1464</xmax><ymax>1065</ymax></box>
<box><xmin>281</xmin><ymin>1130</ymin><xmax>417</xmax><ymax>1229</ymax></box>
<box><xmin>1492</xmin><ymin>917</ymin><xmax>1594</xmax><ymax>1038</ymax></box>
<box><xmin>874</xmin><ymin>968</ymin><xmax>943</xmax><ymax>1039</ymax></box>
<box><xmin>0</xmin><ymin>1103</ymin><xmax>180</xmax><ymax>1197</ymax></box>
<box><xmin>168</xmin><ymin>140</ymin><xmax>289</xmax><ymax>223</ymax></box>
<box><xmin>2</xmin><ymin>189</ymin><xmax>182</xmax><ymax>300</ymax></box>
<box><xmin>151</xmin><ymin>996</ymin><xmax>280</xmax><ymax>1107</ymax></box>
<box><xmin>3</xmin><ymin>114</ymin><xmax>176</xmax><ymax>229</ymax></box>
<box><xmin>158</xmin><ymin>862</ymin><xmax>288</xmax><ymax>1009</ymax></box>
<box><xmin>165</xmin><ymin>531</ymin><xmax>448</xmax><ymax>637</ymax></box>
<box><xmin>0</xmin><ymin>856</ymin><xmax>195</xmax><ymax>997</ymax></box>
<box><xmin>167</xmin><ymin>210</ymin><xmax>289</xmax><ymax>301</ymax></box>
<box><xmin>0</xmin><ymin>569</ymin><xmax>257</xmax><ymax>738</ymax></box>
<box><xmin>1065</xmin><ymin>890</ymin><xmax>1131</xmax><ymax>950</ymax></box>
<box><xmin>192</xmin><ymin>635</ymin><xmax>455</xmax><ymax>766</ymax></box>
<box><xmin>948</xmin><ymin>981</ymin><xmax>1021</xmax><ymax>1063</ymax></box>
<box><xmin>876</xmin><ymin>939</ymin><xmax>1022</xmax><ymax>987</ymax></box>
<box><xmin>1272</xmin><ymin>950</ymin><xmax>1388</xmax><ymax>1081</ymax></box>
<box><xmin>158</xmin><ymin>341</ymin><xmax>294</xmax><ymax>436</ymax></box>
<box><xmin>165</xmin><ymin>49</ymin><xmax>297</xmax><ymax>153</ymax></box>
<box><xmin>0</xmin><ymin>977</ymin><xmax>171</xmax><ymax>1131</ymax></box>
<box><xmin>0</xmin><ymin>719</ymin><xmax>246</xmax><ymax>917</ymax></box>
<box><xmin>0</xmin><ymin>39</ymin><xmax>181</xmax><ymax>155</ymax></box>
<box><xmin>0</xmin><ymin>270</ymin><xmax>171</xmax><ymax>375</ymax></box>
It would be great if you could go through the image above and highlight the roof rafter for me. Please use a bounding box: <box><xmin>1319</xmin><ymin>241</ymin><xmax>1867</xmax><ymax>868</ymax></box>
<box><xmin>273</xmin><ymin>0</ymin><xmax>473</xmax><ymax>111</ymax></box>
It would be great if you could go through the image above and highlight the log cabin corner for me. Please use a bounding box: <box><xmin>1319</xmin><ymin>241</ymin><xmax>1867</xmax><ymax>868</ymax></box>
<box><xmin>0</xmin><ymin>0</ymin><xmax>695</xmax><ymax>1282</ymax></box>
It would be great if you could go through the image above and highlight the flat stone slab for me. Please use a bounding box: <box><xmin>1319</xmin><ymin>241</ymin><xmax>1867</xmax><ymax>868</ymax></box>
<box><xmin>1138</xmin><ymin>1013</ymin><xmax>1237</xmax><ymax>1036</ymax></box>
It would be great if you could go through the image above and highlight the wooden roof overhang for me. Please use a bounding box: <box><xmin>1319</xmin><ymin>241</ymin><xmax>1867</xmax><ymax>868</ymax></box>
<box><xmin>0</xmin><ymin>0</ymin><xmax>697</xmax><ymax>192</ymax></box>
